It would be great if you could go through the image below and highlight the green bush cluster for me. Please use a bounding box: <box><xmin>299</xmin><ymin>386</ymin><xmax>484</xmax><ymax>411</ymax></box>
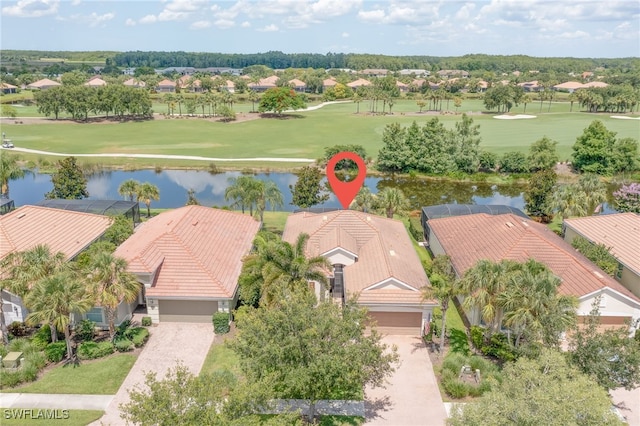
<box><xmin>31</xmin><ymin>325</ymin><xmax>53</xmax><ymax>350</ymax></box>
<box><xmin>0</xmin><ymin>340</ymin><xmax>47</xmax><ymax>388</ymax></box>
<box><xmin>77</xmin><ymin>341</ymin><xmax>115</xmax><ymax>360</ymax></box>
<box><xmin>114</xmin><ymin>339</ymin><xmax>134</xmax><ymax>352</ymax></box>
<box><xmin>449</xmin><ymin>328</ymin><xmax>471</xmax><ymax>356</ymax></box>
<box><xmin>213</xmin><ymin>312</ymin><xmax>230</xmax><ymax>334</ymax></box>
<box><xmin>440</xmin><ymin>352</ymin><xmax>501</xmax><ymax>399</ymax></box>
<box><xmin>141</xmin><ymin>316</ymin><xmax>152</xmax><ymax>327</ymax></box>
<box><xmin>44</xmin><ymin>342</ymin><xmax>67</xmax><ymax>363</ymax></box>
<box><xmin>74</xmin><ymin>320</ymin><xmax>96</xmax><ymax>342</ymax></box>
<box><xmin>129</xmin><ymin>327</ymin><xmax>149</xmax><ymax>347</ymax></box>
<box><xmin>469</xmin><ymin>326</ymin><xmax>518</xmax><ymax>362</ymax></box>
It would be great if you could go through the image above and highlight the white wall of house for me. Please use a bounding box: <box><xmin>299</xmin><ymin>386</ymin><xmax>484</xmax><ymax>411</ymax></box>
<box><xmin>146</xmin><ymin>297</ymin><xmax>160</xmax><ymax>323</ymax></box>
<box><xmin>323</xmin><ymin>248</ymin><xmax>357</xmax><ymax>267</ymax></box>
<box><xmin>1</xmin><ymin>290</ymin><xmax>27</xmax><ymax>324</ymax></box>
<box><xmin>578</xmin><ymin>288</ymin><xmax>640</xmax><ymax>325</ymax></box>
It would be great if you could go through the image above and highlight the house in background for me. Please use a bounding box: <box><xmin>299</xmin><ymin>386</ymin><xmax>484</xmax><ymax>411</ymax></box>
<box><xmin>283</xmin><ymin>210</ymin><xmax>437</xmax><ymax>335</ymax></box>
<box><xmin>156</xmin><ymin>79</ymin><xmax>177</xmax><ymax>93</ymax></box>
<box><xmin>563</xmin><ymin>213</ymin><xmax>640</xmax><ymax>299</ymax></box>
<box><xmin>123</xmin><ymin>78</ymin><xmax>146</xmax><ymax>89</ymax></box>
<box><xmin>347</xmin><ymin>78</ymin><xmax>372</xmax><ymax>89</ymax></box>
<box><xmin>85</xmin><ymin>77</ymin><xmax>107</xmax><ymax>87</ymax></box>
<box><xmin>248</xmin><ymin>76</ymin><xmax>279</xmax><ymax>92</ymax></box>
<box><xmin>0</xmin><ymin>206</ymin><xmax>113</xmax><ymax>326</ymax></box>
<box><xmin>425</xmin><ymin>213</ymin><xmax>640</xmax><ymax>329</ymax></box>
<box><xmin>1</xmin><ymin>83</ymin><xmax>18</xmax><ymax>94</ymax></box>
<box><xmin>114</xmin><ymin>206</ymin><xmax>260</xmax><ymax>324</ymax></box>
<box><xmin>26</xmin><ymin>78</ymin><xmax>61</xmax><ymax>90</ymax></box>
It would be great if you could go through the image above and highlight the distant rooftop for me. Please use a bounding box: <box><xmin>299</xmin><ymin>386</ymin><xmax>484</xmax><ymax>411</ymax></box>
<box><xmin>36</xmin><ymin>199</ymin><xmax>141</xmax><ymax>224</ymax></box>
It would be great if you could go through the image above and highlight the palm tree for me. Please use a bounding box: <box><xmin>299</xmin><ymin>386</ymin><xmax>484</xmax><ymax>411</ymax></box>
<box><xmin>0</xmin><ymin>154</ymin><xmax>25</xmax><ymax>199</ymax></box>
<box><xmin>522</xmin><ymin>94</ymin><xmax>532</xmax><ymax>114</ymax></box>
<box><xmin>499</xmin><ymin>260</ymin><xmax>577</xmax><ymax>347</ymax></box>
<box><xmin>350</xmin><ymin>186</ymin><xmax>375</xmax><ymax>212</ymax></box>
<box><xmin>353</xmin><ymin>92</ymin><xmax>362</xmax><ymax>114</ymax></box>
<box><xmin>0</xmin><ymin>245</ymin><xmax>67</xmax><ymax>343</ymax></box>
<box><xmin>577</xmin><ymin>174</ymin><xmax>607</xmax><ymax>214</ymax></box>
<box><xmin>376</xmin><ymin>187</ymin><xmax>409</xmax><ymax>218</ymax></box>
<box><xmin>26</xmin><ymin>270</ymin><xmax>94</xmax><ymax>361</ymax></box>
<box><xmin>225</xmin><ymin>175</ymin><xmax>259</xmax><ymax>215</ymax></box>
<box><xmin>137</xmin><ymin>182</ymin><xmax>160</xmax><ymax>218</ymax></box>
<box><xmin>86</xmin><ymin>251</ymin><xmax>140</xmax><ymax>338</ymax></box>
<box><xmin>254</xmin><ymin>180</ymin><xmax>284</xmax><ymax>223</ymax></box>
<box><xmin>422</xmin><ymin>273</ymin><xmax>462</xmax><ymax>351</ymax></box>
<box><xmin>118</xmin><ymin>179</ymin><xmax>140</xmax><ymax>202</ymax></box>
<box><xmin>550</xmin><ymin>184</ymin><xmax>589</xmax><ymax>219</ymax></box>
<box><xmin>175</xmin><ymin>93</ymin><xmax>184</xmax><ymax>116</ymax></box>
<box><xmin>240</xmin><ymin>233</ymin><xmax>330</xmax><ymax>307</ymax></box>
<box><xmin>248</xmin><ymin>90</ymin><xmax>259</xmax><ymax>113</ymax></box>
<box><xmin>460</xmin><ymin>259</ymin><xmax>520</xmax><ymax>336</ymax></box>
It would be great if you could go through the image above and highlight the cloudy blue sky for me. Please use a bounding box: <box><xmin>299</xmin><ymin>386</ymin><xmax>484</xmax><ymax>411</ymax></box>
<box><xmin>1</xmin><ymin>0</ymin><xmax>639</xmax><ymax>57</ymax></box>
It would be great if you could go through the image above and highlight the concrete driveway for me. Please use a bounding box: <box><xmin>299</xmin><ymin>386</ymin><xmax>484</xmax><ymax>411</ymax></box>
<box><xmin>91</xmin><ymin>322</ymin><xmax>214</xmax><ymax>426</ymax></box>
<box><xmin>365</xmin><ymin>335</ymin><xmax>446</xmax><ymax>426</ymax></box>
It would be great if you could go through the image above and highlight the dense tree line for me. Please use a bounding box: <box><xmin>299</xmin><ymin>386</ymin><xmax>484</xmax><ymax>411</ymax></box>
<box><xmin>376</xmin><ymin>114</ymin><xmax>481</xmax><ymax>174</ymax></box>
<box><xmin>110</xmin><ymin>51</ymin><xmax>640</xmax><ymax>74</ymax></box>
<box><xmin>575</xmin><ymin>85</ymin><xmax>639</xmax><ymax>113</ymax></box>
<box><xmin>34</xmin><ymin>85</ymin><xmax>152</xmax><ymax>120</ymax></box>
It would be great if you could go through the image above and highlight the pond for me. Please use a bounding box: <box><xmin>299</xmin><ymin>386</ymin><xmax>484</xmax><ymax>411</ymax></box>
<box><xmin>10</xmin><ymin>169</ymin><xmax>528</xmax><ymax>212</ymax></box>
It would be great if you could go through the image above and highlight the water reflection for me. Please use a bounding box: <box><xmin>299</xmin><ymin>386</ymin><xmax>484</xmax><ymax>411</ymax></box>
<box><xmin>10</xmin><ymin>169</ymin><xmax>531</xmax><ymax>212</ymax></box>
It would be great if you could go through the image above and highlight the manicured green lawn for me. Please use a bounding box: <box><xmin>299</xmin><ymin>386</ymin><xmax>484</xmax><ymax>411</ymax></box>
<box><xmin>262</xmin><ymin>211</ymin><xmax>291</xmax><ymax>234</ymax></box>
<box><xmin>0</xmin><ymin>409</ymin><xmax>103</xmax><ymax>425</ymax></box>
<box><xmin>4</xmin><ymin>354</ymin><xmax>136</xmax><ymax>394</ymax></box>
<box><xmin>200</xmin><ymin>339</ymin><xmax>241</xmax><ymax>377</ymax></box>
<box><xmin>4</xmin><ymin>100</ymin><xmax>638</xmax><ymax>169</ymax></box>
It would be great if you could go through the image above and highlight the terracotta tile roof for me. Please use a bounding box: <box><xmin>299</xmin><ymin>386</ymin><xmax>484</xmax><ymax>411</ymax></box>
<box><xmin>347</xmin><ymin>78</ymin><xmax>372</xmax><ymax>88</ymax></box>
<box><xmin>27</xmin><ymin>78</ymin><xmax>61</xmax><ymax>88</ymax></box>
<box><xmin>554</xmin><ymin>81</ymin><xmax>584</xmax><ymax>90</ymax></box>
<box><xmin>283</xmin><ymin>211</ymin><xmax>432</xmax><ymax>306</ymax></box>
<box><xmin>583</xmin><ymin>81</ymin><xmax>608</xmax><ymax>88</ymax></box>
<box><xmin>288</xmin><ymin>78</ymin><xmax>306</xmax><ymax>87</ymax></box>
<box><xmin>114</xmin><ymin>206</ymin><xmax>260</xmax><ymax>299</ymax></box>
<box><xmin>1</xmin><ymin>83</ymin><xmax>18</xmax><ymax>89</ymax></box>
<box><xmin>427</xmin><ymin>213</ymin><xmax>640</xmax><ymax>303</ymax></box>
<box><xmin>123</xmin><ymin>78</ymin><xmax>146</xmax><ymax>87</ymax></box>
<box><xmin>323</xmin><ymin>78</ymin><xmax>338</xmax><ymax>87</ymax></box>
<box><xmin>157</xmin><ymin>79</ymin><xmax>176</xmax><ymax>87</ymax></box>
<box><xmin>84</xmin><ymin>78</ymin><xmax>107</xmax><ymax>87</ymax></box>
<box><xmin>564</xmin><ymin>213</ymin><xmax>640</xmax><ymax>275</ymax></box>
<box><xmin>0</xmin><ymin>205</ymin><xmax>112</xmax><ymax>262</ymax></box>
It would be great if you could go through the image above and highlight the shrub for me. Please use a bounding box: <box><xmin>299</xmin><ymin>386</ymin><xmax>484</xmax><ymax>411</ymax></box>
<box><xmin>442</xmin><ymin>353</ymin><xmax>468</xmax><ymax>375</ymax></box>
<box><xmin>74</xmin><ymin>319</ymin><xmax>96</xmax><ymax>342</ymax></box>
<box><xmin>449</xmin><ymin>328</ymin><xmax>471</xmax><ymax>356</ymax></box>
<box><xmin>31</xmin><ymin>325</ymin><xmax>54</xmax><ymax>350</ymax></box>
<box><xmin>500</xmin><ymin>151</ymin><xmax>528</xmax><ymax>173</ymax></box>
<box><xmin>8</xmin><ymin>321</ymin><xmax>29</xmax><ymax>337</ymax></box>
<box><xmin>24</xmin><ymin>351</ymin><xmax>47</xmax><ymax>370</ymax></box>
<box><xmin>78</xmin><ymin>341</ymin><xmax>115</xmax><ymax>359</ymax></box>
<box><xmin>0</xmin><ymin>346</ymin><xmax>8</xmax><ymax>358</ymax></box>
<box><xmin>470</xmin><ymin>326</ymin><xmax>485</xmax><ymax>350</ymax></box>
<box><xmin>442</xmin><ymin>375</ymin><xmax>469</xmax><ymax>399</ymax></box>
<box><xmin>141</xmin><ymin>316</ymin><xmax>152</xmax><ymax>327</ymax></box>
<box><xmin>44</xmin><ymin>342</ymin><xmax>67</xmax><ymax>363</ymax></box>
<box><xmin>20</xmin><ymin>364</ymin><xmax>39</xmax><ymax>382</ymax></box>
<box><xmin>8</xmin><ymin>337</ymin><xmax>33</xmax><ymax>353</ymax></box>
<box><xmin>212</xmin><ymin>312</ymin><xmax>230</xmax><ymax>334</ymax></box>
<box><xmin>129</xmin><ymin>328</ymin><xmax>149</xmax><ymax>347</ymax></box>
<box><xmin>0</xmin><ymin>370</ymin><xmax>22</xmax><ymax>388</ymax></box>
<box><xmin>114</xmin><ymin>339</ymin><xmax>134</xmax><ymax>352</ymax></box>
<box><xmin>483</xmin><ymin>333</ymin><xmax>518</xmax><ymax>362</ymax></box>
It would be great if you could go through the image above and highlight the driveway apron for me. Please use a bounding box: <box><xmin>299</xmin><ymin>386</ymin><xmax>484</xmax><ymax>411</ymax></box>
<box><xmin>91</xmin><ymin>322</ymin><xmax>214</xmax><ymax>426</ymax></box>
<box><xmin>365</xmin><ymin>335</ymin><xmax>447</xmax><ymax>426</ymax></box>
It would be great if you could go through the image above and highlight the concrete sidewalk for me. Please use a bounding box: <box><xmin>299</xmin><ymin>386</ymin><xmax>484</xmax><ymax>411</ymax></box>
<box><xmin>0</xmin><ymin>393</ymin><xmax>113</xmax><ymax>410</ymax></box>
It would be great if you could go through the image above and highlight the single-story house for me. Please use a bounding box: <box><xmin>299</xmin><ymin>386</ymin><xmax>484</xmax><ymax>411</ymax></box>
<box><xmin>322</xmin><ymin>78</ymin><xmax>338</xmax><ymax>91</ymax></box>
<box><xmin>563</xmin><ymin>213</ymin><xmax>640</xmax><ymax>299</ymax></box>
<box><xmin>288</xmin><ymin>78</ymin><xmax>307</xmax><ymax>92</ymax></box>
<box><xmin>425</xmin><ymin>213</ymin><xmax>640</xmax><ymax>329</ymax></box>
<box><xmin>27</xmin><ymin>78</ymin><xmax>61</xmax><ymax>90</ymax></box>
<box><xmin>1</xmin><ymin>83</ymin><xmax>18</xmax><ymax>94</ymax></box>
<box><xmin>396</xmin><ymin>81</ymin><xmax>409</xmax><ymax>92</ymax></box>
<box><xmin>156</xmin><ymin>79</ymin><xmax>177</xmax><ymax>93</ymax></box>
<box><xmin>437</xmin><ymin>70</ymin><xmax>469</xmax><ymax>79</ymax></box>
<box><xmin>248</xmin><ymin>76</ymin><xmax>279</xmax><ymax>92</ymax></box>
<box><xmin>113</xmin><ymin>206</ymin><xmax>261</xmax><ymax>324</ymax></box>
<box><xmin>123</xmin><ymin>78</ymin><xmax>146</xmax><ymax>88</ymax></box>
<box><xmin>347</xmin><ymin>78</ymin><xmax>372</xmax><ymax>89</ymax></box>
<box><xmin>399</xmin><ymin>69</ymin><xmax>430</xmax><ymax>77</ymax></box>
<box><xmin>212</xmin><ymin>77</ymin><xmax>235</xmax><ymax>92</ymax></box>
<box><xmin>283</xmin><ymin>210</ymin><xmax>437</xmax><ymax>335</ymax></box>
<box><xmin>360</xmin><ymin>69</ymin><xmax>388</xmax><ymax>77</ymax></box>
<box><xmin>0</xmin><ymin>206</ymin><xmax>113</xmax><ymax>326</ymax></box>
<box><xmin>518</xmin><ymin>80</ymin><xmax>541</xmax><ymax>92</ymax></box>
<box><xmin>84</xmin><ymin>77</ymin><xmax>107</xmax><ymax>87</ymax></box>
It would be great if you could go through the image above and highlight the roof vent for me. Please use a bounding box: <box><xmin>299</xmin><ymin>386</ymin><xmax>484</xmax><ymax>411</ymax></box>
<box><xmin>505</xmin><ymin>221</ymin><xmax>514</xmax><ymax>228</ymax></box>
<box><xmin>366</xmin><ymin>216</ymin><xmax>371</xmax><ymax>221</ymax></box>
<box><xmin>322</xmin><ymin>215</ymin><xmax>327</xmax><ymax>221</ymax></box>
<box><xmin>192</xmin><ymin>220</ymin><xmax>199</xmax><ymax>226</ymax></box>
<box><xmin>389</xmin><ymin>249</ymin><xmax>396</xmax><ymax>256</ymax></box>
<box><xmin>592</xmin><ymin>270</ymin><xmax>604</xmax><ymax>279</ymax></box>
<box><xmin>522</xmin><ymin>221</ymin><xmax>529</xmax><ymax>227</ymax></box>
<box><xmin>17</xmin><ymin>213</ymin><xmax>26</xmax><ymax>219</ymax></box>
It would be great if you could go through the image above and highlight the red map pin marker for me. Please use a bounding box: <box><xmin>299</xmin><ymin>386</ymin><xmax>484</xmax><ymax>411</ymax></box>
<box><xmin>326</xmin><ymin>152</ymin><xmax>367</xmax><ymax>209</ymax></box>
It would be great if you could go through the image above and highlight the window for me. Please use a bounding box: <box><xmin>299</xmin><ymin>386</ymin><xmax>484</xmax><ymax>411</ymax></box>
<box><xmin>85</xmin><ymin>307</ymin><xmax>103</xmax><ymax>324</ymax></box>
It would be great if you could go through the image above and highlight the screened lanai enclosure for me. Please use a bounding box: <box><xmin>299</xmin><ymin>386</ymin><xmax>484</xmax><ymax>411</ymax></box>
<box><xmin>36</xmin><ymin>199</ymin><xmax>141</xmax><ymax>226</ymax></box>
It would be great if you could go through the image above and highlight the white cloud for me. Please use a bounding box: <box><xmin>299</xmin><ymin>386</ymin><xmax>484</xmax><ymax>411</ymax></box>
<box><xmin>214</xmin><ymin>18</ymin><xmax>234</xmax><ymax>29</ymax></box>
<box><xmin>258</xmin><ymin>23</ymin><xmax>278</xmax><ymax>32</ymax></box>
<box><xmin>241</xmin><ymin>20</ymin><xmax>251</xmax><ymax>28</ymax></box>
<box><xmin>87</xmin><ymin>11</ymin><xmax>114</xmax><ymax>27</ymax></box>
<box><xmin>139</xmin><ymin>14</ymin><xmax>157</xmax><ymax>24</ymax></box>
<box><xmin>357</xmin><ymin>9</ymin><xmax>385</xmax><ymax>23</ymax></box>
<box><xmin>342</xmin><ymin>32</ymin><xmax>349</xmax><ymax>38</ymax></box>
<box><xmin>70</xmin><ymin>0</ymin><xmax>81</xmax><ymax>5</ymax></box>
<box><xmin>190</xmin><ymin>19</ymin><xmax>211</xmax><ymax>29</ymax></box>
<box><xmin>125</xmin><ymin>18</ymin><xmax>136</xmax><ymax>26</ymax></box>
<box><xmin>557</xmin><ymin>30</ymin><xmax>590</xmax><ymax>39</ymax></box>
<box><xmin>2</xmin><ymin>0</ymin><xmax>59</xmax><ymax>18</ymax></box>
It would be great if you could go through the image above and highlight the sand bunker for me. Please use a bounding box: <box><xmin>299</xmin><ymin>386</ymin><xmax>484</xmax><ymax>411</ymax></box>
<box><xmin>611</xmin><ymin>115</ymin><xmax>640</xmax><ymax>120</ymax></box>
<box><xmin>493</xmin><ymin>114</ymin><xmax>537</xmax><ymax>120</ymax></box>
